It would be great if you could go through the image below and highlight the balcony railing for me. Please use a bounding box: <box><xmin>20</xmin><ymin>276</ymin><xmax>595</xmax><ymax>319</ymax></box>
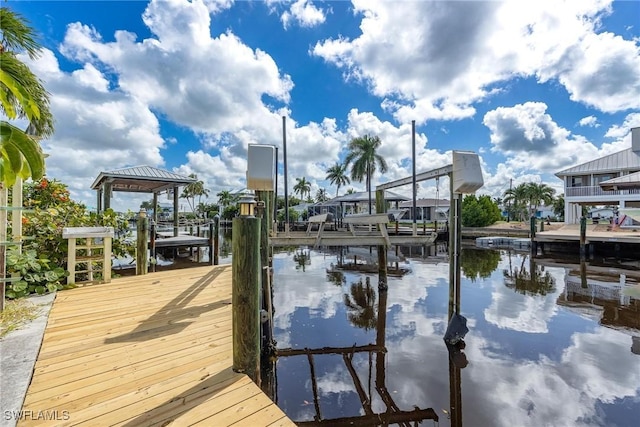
<box><xmin>566</xmin><ymin>186</ymin><xmax>640</xmax><ymax>197</ymax></box>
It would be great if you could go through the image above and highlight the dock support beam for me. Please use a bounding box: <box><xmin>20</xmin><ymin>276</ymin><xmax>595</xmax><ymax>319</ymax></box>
<box><xmin>232</xmin><ymin>214</ymin><xmax>261</xmax><ymax>383</ymax></box>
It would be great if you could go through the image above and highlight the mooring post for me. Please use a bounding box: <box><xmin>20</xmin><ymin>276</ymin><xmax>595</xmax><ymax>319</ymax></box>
<box><xmin>213</xmin><ymin>214</ymin><xmax>220</xmax><ymax>265</ymax></box>
<box><xmin>376</xmin><ymin>189</ymin><xmax>388</xmax><ymax>290</ymax></box>
<box><xmin>530</xmin><ymin>215</ymin><xmax>537</xmax><ymax>255</ymax></box>
<box><xmin>579</xmin><ymin>216</ymin><xmax>587</xmax><ymax>259</ymax></box>
<box><xmin>150</xmin><ymin>221</ymin><xmax>156</xmax><ymax>273</ymax></box>
<box><xmin>136</xmin><ymin>209</ymin><xmax>148</xmax><ymax>275</ymax></box>
<box><xmin>232</xmin><ymin>193</ymin><xmax>261</xmax><ymax>383</ymax></box>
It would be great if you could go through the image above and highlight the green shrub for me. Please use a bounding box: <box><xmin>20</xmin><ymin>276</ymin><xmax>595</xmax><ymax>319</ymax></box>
<box><xmin>5</xmin><ymin>249</ymin><xmax>70</xmax><ymax>298</ymax></box>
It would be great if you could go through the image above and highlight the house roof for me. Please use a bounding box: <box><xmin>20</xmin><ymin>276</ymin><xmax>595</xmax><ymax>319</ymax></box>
<box><xmin>599</xmin><ymin>171</ymin><xmax>640</xmax><ymax>190</ymax></box>
<box><xmin>330</xmin><ymin>190</ymin><xmax>410</xmax><ymax>204</ymax></box>
<box><xmin>555</xmin><ymin>148</ymin><xmax>640</xmax><ymax>177</ymax></box>
<box><xmin>400</xmin><ymin>198</ymin><xmax>450</xmax><ymax>208</ymax></box>
<box><xmin>90</xmin><ymin>166</ymin><xmax>196</xmax><ymax>193</ymax></box>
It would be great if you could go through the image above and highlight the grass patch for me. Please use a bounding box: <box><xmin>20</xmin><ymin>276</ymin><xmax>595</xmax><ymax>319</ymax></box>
<box><xmin>0</xmin><ymin>299</ymin><xmax>41</xmax><ymax>339</ymax></box>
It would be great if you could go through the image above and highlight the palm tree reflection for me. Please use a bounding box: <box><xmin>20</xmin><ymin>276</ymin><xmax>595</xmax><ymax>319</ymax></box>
<box><xmin>343</xmin><ymin>277</ymin><xmax>377</xmax><ymax>331</ymax></box>
<box><xmin>503</xmin><ymin>254</ymin><xmax>556</xmax><ymax>296</ymax></box>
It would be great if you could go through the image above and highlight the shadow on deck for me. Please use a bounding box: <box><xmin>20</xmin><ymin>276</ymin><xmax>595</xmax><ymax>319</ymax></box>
<box><xmin>19</xmin><ymin>265</ymin><xmax>293</xmax><ymax>427</ymax></box>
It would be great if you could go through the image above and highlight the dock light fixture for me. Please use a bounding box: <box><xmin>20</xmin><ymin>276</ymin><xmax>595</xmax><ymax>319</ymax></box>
<box><xmin>239</xmin><ymin>191</ymin><xmax>257</xmax><ymax>217</ymax></box>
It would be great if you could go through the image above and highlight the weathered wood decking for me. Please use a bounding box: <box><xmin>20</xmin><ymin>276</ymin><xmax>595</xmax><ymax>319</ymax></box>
<box><xmin>19</xmin><ymin>265</ymin><xmax>294</xmax><ymax>427</ymax></box>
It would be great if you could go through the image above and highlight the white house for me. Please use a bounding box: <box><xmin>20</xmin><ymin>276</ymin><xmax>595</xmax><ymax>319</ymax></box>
<box><xmin>555</xmin><ymin>127</ymin><xmax>640</xmax><ymax>224</ymax></box>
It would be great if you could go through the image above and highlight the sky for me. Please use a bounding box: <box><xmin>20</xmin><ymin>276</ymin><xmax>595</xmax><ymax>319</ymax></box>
<box><xmin>8</xmin><ymin>0</ymin><xmax>640</xmax><ymax>211</ymax></box>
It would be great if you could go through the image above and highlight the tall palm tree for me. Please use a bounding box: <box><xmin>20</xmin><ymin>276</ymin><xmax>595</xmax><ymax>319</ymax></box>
<box><xmin>293</xmin><ymin>177</ymin><xmax>311</xmax><ymax>201</ymax></box>
<box><xmin>0</xmin><ymin>7</ymin><xmax>51</xmax><ymax>185</ymax></box>
<box><xmin>326</xmin><ymin>162</ymin><xmax>350</xmax><ymax>197</ymax></box>
<box><xmin>180</xmin><ymin>174</ymin><xmax>209</xmax><ymax>214</ymax></box>
<box><xmin>345</xmin><ymin>135</ymin><xmax>388</xmax><ymax>214</ymax></box>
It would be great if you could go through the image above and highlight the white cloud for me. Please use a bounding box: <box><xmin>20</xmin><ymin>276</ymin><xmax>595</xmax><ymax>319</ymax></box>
<box><xmin>578</xmin><ymin>116</ymin><xmax>599</xmax><ymax>128</ymax></box>
<box><xmin>313</xmin><ymin>0</ymin><xmax>639</xmax><ymax>122</ymax></box>
<box><xmin>604</xmin><ymin>112</ymin><xmax>640</xmax><ymax>138</ymax></box>
<box><xmin>281</xmin><ymin>0</ymin><xmax>327</xmax><ymax>29</ymax></box>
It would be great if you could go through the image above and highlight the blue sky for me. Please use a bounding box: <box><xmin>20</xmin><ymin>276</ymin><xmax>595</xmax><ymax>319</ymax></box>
<box><xmin>9</xmin><ymin>0</ymin><xmax>640</xmax><ymax>210</ymax></box>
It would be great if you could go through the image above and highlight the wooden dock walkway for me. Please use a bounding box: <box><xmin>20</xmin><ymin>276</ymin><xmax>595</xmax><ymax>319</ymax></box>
<box><xmin>19</xmin><ymin>265</ymin><xmax>294</xmax><ymax>427</ymax></box>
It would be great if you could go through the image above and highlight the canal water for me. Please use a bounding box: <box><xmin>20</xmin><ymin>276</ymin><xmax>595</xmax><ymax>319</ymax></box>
<box><xmin>268</xmin><ymin>245</ymin><xmax>640</xmax><ymax>427</ymax></box>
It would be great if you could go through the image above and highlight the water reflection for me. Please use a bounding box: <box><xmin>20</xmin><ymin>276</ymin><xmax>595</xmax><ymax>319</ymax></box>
<box><xmin>270</xmin><ymin>247</ymin><xmax>640</xmax><ymax>426</ymax></box>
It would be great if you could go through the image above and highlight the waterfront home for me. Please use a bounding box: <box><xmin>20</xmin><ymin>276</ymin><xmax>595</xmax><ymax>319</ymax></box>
<box><xmin>556</xmin><ymin>127</ymin><xmax>640</xmax><ymax>224</ymax></box>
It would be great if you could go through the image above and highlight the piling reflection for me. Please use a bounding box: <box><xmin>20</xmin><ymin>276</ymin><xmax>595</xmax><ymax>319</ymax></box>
<box><xmin>269</xmin><ymin>247</ymin><xmax>640</xmax><ymax>426</ymax></box>
<box><xmin>269</xmin><ymin>253</ymin><xmax>439</xmax><ymax>426</ymax></box>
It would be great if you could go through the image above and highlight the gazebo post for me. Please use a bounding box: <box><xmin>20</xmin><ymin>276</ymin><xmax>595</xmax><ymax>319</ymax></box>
<box><xmin>152</xmin><ymin>192</ymin><xmax>158</xmax><ymax>223</ymax></box>
<box><xmin>97</xmin><ymin>188</ymin><xmax>103</xmax><ymax>213</ymax></box>
<box><xmin>103</xmin><ymin>182</ymin><xmax>111</xmax><ymax>211</ymax></box>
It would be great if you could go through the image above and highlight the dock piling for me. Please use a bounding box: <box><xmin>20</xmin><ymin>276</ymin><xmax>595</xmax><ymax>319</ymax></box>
<box><xmin>136</xmin><ymin>209</ymin><xmax>148</xmax><ymax>275</ymax></box>
<box><xmin>232</xmin><ymin>207</ymin><xmax>261</xmax><ymax>383</ymax></box>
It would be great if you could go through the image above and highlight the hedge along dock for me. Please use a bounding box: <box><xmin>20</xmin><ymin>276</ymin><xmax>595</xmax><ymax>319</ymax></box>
<box><xmin>19</xmin><ymin>265</ymin><xmax>294</xmax><ymax>427</ymax></box>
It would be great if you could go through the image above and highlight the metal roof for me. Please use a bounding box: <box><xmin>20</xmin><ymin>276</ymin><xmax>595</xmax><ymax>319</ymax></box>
<box><xmin>330</xmin><ymin>190</ymin><xmax>410</xmax><ymax>204</ymax></box>
<box><xmin>400</xmin><ymin>198</ymin><xmax>450</xmax><ymax>208</ymax></box>
<box><xmin>599</xmin><ymin>171</ymin><xmax>640</xmax><ymax>190</ymax></box>
<box><xmin>556</xmin><ymin>148</ymin><xmax>640</xmax><ymax>177</ymax></box>
<box><xmin>90</xmin><ymin>166</ymin><xmax>196</xmax><ymax>193</ymax></box>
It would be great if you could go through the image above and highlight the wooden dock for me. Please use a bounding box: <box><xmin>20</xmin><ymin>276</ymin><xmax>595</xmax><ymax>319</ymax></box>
<box><xmin>19</xmin><ymin>265</ymin><xmax>294</xmax><ymax>427</ymax></box>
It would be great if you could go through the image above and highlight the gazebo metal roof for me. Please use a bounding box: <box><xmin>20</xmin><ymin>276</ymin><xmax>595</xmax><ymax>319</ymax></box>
<box><xmin>90</xmin><ymin>166</ymin><xmax>196</xmax><ymax>194</ymax></box>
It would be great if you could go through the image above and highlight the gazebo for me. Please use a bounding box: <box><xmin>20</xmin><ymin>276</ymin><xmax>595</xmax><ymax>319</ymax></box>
<box><xmin>90</xmin><ymin>166</ymin><xmax>196</xmax><ymax>235</ymax></box>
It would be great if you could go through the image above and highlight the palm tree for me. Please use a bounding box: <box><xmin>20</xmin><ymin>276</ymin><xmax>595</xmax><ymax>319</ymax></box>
<box><xmin>326</xmin><ymin>162</ymin><xmax>350</xmax><ymax>197</ymax></box>
<box><xmin>345</xmin><ymin>135</ymin><xmax>388</xmax><ymax>214</ymax></box>
<box><xmin>180</xmin><ymin>174</ymin><xmax>209</xmax><ymax>214</ymax></box>
<box><xmin>315</xmin><ymin>188</ymin><xmax>328</xmax><ymax>203</ymax></box>
<box><xmin>503</xmin><ymin>183</ymin><xmax>529</xmax><ymax>222</ymax></box>
<box><xmin>216</xmin><ymin>190</ymin><xmax>234</xmax><ymax>209</ymax></box>
<box><xmin>293</xmin><ymin>177</ymin><xmax>311</xmax><ymax>201</ymax></box>
<box><xmin>525</xmin><ymin>182</ymin><xmax>555</xmax><ymax>217</ymax></box>
<box><xmin>0</xmin><ymin>7</ymin><xmax>51</xmax><ymax>185</ymax></box>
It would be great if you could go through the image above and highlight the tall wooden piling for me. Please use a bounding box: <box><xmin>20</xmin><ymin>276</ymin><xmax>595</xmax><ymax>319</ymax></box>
<box><xmin>232</xmin><ymin>215</ymin><xmax>261</xmax><ymax>383</ymax></box>
<box><xmin>257</xmin><ymin>190</ymin><xmax>274</xmax><ymax>352</ymax></box>
<box><xmin>376</xmin><ymin>189</ymin><xmax>388</xmax><ymax>290</ymax></box>
<box><xmin>213</xmin><ymin>215</ymin><xmax>220</xmax><ymax>265</ymax></box>
<box><xmin>579</xmin><ymin>216</ymin><xmax>587</xmax><ymax>259</ymax></box>
<box><xmin>136</xmin><ymin>209</ymin><xmax>148</xmax><ymax>275</ymax></box>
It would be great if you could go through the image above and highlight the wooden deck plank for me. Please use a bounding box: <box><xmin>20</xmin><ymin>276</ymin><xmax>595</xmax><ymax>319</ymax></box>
<box><xmin>19</xmin><ymin>265</ymin><xmax>294</xmax><ymax>427</ymax></box>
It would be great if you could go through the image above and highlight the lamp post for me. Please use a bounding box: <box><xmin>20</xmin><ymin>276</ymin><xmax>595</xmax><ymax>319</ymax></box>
<box><xmin>232</xmin><ymin>190</ymin><xmax>261</xmax><ymax>383</ymax></box>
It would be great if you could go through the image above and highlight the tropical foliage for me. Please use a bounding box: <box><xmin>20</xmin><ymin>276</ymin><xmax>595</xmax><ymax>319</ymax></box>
<box><xmin>0</xmin><ymin>7</ymin><xmax>51</xmax><ymax>185</ymax></box>
<box><xmin>345</xmin><ymin>135</ymin><xmax>387</xmax><ymax>214</ymax></box>
<box><xmin>503</xmin><ymin>182</ymin><xmax>556</xmax><ymax>221</ymax></box>
<box><xmin>325</xmin><ymin>162</ymin><xmax>350</xmax><ymax>197</ymax></box>
<box><xmin>4</xmin><ymin>178</ymin><xmax>135</xmax><ymax>298</ymax></box>
<box><xmin>315</xmin><ymin>188</ymin><xmax>328</xmax><ymax>203</ymax></box>
<box><xmin>461</xmin><ymin>195</ymin><xmax>502</xmax><ymax>227</ymax></box>
<box><xmin>180</xmin><ymin>174</ymin><xmax>209</xmax><ymax>215</ymax></box>
<box><xmin>293</xmin><ymin>177</ymin><xmax>311</xmax><ymax>201</ymax></box>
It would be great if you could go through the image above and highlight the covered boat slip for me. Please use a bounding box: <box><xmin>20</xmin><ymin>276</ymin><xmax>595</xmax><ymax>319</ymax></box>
<box><xmin>19</xmin><ymin>265</ymin><xmax>294</xmax><ymax>427</ymax></box>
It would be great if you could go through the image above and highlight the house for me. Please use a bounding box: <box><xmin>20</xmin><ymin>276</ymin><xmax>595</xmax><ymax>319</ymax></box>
<box><xmin>396</xmin><ymin>198</ymin><xmax>450</xmax><ymax>221</ymax></box>
<box><xmin>555</xmin><ymin>127</ymin><xmax>640</xmax><ymax>224</ymax></box>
